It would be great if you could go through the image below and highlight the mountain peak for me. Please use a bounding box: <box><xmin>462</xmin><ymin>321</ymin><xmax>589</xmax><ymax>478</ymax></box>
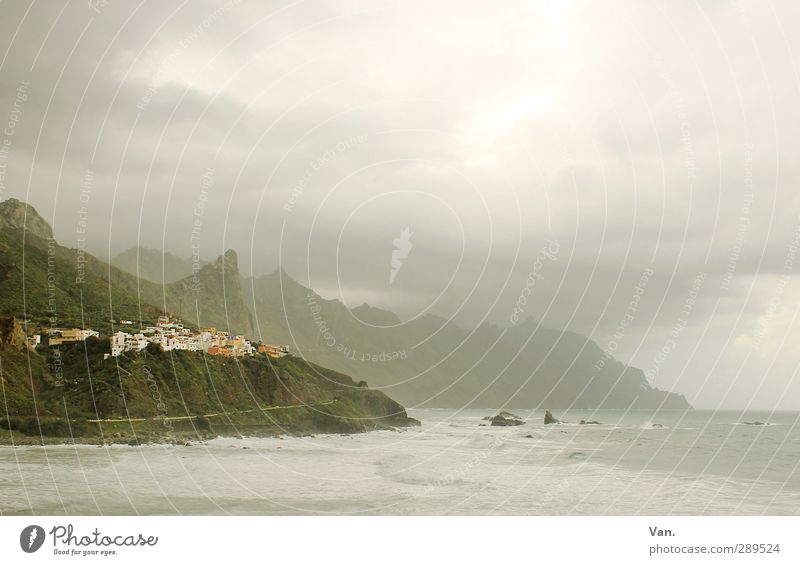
<box><xmin>210</xmin><ymin>249</ymin><xmax>239</xmax><ymax>272</ymax></box>
<box><xmin>0</xmin><ymin>198</ymin><xmax>54</xmax><ymax>240</ymax></box>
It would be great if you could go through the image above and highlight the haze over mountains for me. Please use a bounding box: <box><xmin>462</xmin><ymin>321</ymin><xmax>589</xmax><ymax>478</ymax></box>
<box><xmin>1</xmin><ymin>198</ymin><xmax>688</xmax><ymax>410</ymax></box>
<box><xmin>111</xmin><ymin>246</ymin><xmax>205</xmax><ymax>284</ymax></box>
<box><xmin>106</xmin><ymin>207</ymin><xmax>687</xmax><ymax>410</ymax></box>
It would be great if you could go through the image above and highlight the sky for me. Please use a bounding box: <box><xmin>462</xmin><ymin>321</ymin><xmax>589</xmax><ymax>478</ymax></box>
<box><xmin>1</xmin><ymin>0</ymin><xmax>800</xmax><ymax>409</ymax></box>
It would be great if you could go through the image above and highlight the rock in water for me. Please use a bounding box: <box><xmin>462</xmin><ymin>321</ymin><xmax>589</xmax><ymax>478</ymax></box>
<box><xmin>544</xmin><ymin>410</ymin><xmax>561</xmax><ymax>425</ymax></box>
<box><xmin>579</xmin><ymin>420</ymin><xmax>601</xmax><ymax>425</ymax></box>
<box><xmin>490</xmin><ymin>411</ymin><xmax>524</xmax><ymax>426</ymax></box>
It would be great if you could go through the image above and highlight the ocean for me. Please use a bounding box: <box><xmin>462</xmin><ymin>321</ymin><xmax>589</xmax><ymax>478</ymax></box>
<box><xmin>2</xmin><ymin>409</ymin><xmax>799</xmax><ymax>515</ymax></box>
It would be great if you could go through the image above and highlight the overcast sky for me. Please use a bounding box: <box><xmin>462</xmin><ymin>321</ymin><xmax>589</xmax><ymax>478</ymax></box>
<box><xmin>1</xmin><ymin>0</ymin><xmax>799</xmax><ymax>409</ymax></box>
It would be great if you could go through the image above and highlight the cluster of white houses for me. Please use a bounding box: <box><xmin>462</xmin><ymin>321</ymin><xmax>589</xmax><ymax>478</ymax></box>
<box><xmin>34</xmin><ymin>316</ymin><xmax>289</xmax><ymax>360</ymax></box>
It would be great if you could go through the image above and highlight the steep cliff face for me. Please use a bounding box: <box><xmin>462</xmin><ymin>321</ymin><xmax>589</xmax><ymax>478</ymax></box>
<box><xmin>107</xmin><ymin>248</ymin><xmax>255</xmax><ymax>337</ymax></box>
<box><xmin>166</xmin><ymin>249</ymin><xmax>254</xmax><ymax>336</ymax></box>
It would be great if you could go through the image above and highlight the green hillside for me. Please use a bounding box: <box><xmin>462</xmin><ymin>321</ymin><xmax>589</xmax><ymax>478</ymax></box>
<box><xmin>0</xmin><ymin>225</ymin><xmax>163</xmax><ymax>334</ymax></box>
<box><xmin>0</xmin><ymin>330</ymin><xmax>416</xmax><ymax>444</ymax></box>
<box><xmin>0</xmin><ymin>199</ymin><xmax>418</xmax><ymax>444</ymax></box>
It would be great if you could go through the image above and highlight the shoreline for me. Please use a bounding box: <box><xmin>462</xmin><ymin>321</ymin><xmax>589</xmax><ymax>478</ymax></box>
<box><xmin>1</xmin><ymin>406</ymin><xmax>420</xmax><ymax>447</ymax></box>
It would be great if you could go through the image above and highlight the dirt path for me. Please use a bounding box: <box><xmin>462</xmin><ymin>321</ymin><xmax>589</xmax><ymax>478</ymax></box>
<box><xmin>86</xmin><ymin>399</ymin><xmax>337</xmax><ymax>423</ymax></box>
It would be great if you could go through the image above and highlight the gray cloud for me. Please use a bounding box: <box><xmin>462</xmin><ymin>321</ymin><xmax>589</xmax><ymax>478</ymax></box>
<box><xmin>2</xmin><ymin>0</ymin><xmax>800</xmax><ymax>408</ymax></box>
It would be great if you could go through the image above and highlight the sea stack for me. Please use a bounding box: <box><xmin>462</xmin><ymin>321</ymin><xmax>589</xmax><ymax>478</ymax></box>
<box><xmin>544</xmin><ymin>410</ymin><xmax>560</xmax><ymax>425</ymax></box>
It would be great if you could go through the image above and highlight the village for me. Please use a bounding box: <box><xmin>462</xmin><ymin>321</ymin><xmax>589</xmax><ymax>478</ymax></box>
<box><xmin>27</xmin><ymin>315</ymin><xmax>289</xmax><ymax>360</ymax></box>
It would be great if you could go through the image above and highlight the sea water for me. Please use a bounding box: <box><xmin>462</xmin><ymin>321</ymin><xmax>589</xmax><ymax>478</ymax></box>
<box><xmin>2</xmin><ymin>409</ymin><xmax>799</xmax><ymax>515</ymax></box>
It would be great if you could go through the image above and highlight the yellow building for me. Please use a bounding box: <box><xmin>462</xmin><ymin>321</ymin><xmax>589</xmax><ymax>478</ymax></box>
<box><xmin>48</xmin><ymin>328</ymin><xmax>99</xmax><ymax>346</ymax></box>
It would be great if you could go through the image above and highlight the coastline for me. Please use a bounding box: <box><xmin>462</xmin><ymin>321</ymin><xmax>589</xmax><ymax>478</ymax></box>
<box><xmin>0</xmin><ymin>409</ymin><xmax>420</xmax><ymax>447</ymax></box>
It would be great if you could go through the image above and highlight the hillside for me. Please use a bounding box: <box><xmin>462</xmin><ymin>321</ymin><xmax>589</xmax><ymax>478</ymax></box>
<box><xmin>0</xmin><ymin>319</ymin><xmax>417</xmax><ymax>444</ymax></box>
<box><xmin>0</xmin><ymin>202</ymin><xmax>163</xmax><ymax>333</ymax></box>
<box><xmin>0</xmin><ymin>199</ymin><xmax>417</xmax><ymax>443</ymax></box>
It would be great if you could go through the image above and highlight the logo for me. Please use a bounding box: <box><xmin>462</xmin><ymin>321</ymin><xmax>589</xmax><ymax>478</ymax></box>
<box><xmin>389</xmin><ymin>227</ymin><xmax>413</xmax><ymax>284</ymax></box>
<box><xmin>20</xmin><ymin>525</ymin><xmax>45</xmax><ymax>553</ymax></box>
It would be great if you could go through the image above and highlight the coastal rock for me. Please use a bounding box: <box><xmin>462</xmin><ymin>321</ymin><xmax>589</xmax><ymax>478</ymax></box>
<box><xmin>651</xmin><ymin>423</ymin><xmax>665</xmax><ymax>429</ymax></box>
<box><xmin>579</xmin><ymin>419</ymin><xmax>601</xmax><ymax>425</ymax></box>
<box><xmin>544</xmin><ymin>410</ymin><xmax>561</xmax><ymax>425</ymax></box>
<box><xmin>490</xmin><ymin>411</ymin><xmax>524</xmax><ymax>426</ymax></box>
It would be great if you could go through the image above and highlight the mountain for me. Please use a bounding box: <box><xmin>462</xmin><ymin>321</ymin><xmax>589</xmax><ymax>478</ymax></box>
<box><xmin>0</xmin><ymin>199</ymin><xmax>418</xmax><ymax>443</ymax></box>
<box><xmin>0</xmin><ymin>198</ymin><xmax>53</xmax><ymax>240</ymax></box>
<box><xmin>0</xmin><ymin>197</ymin><xmax>690</xmax><ymax>411</ymax></box>
<box><xmin>111</xmin><ymin>246</ymin><xmax>203</xmax><ymax>284</ymax></box>
<box><xmin>0</xmin><ymin>200</ymin><xmax>163</xmax><ymax>333</ymax></box>
<box><xmin>115</xmin><ymin>249</ymin><xmax>255</xmax><ymax>337</ymax></box>
<box><xmin>243</xmin><ymin>271</ymin><xmax>690</xmax><ymax>410</ymax></box>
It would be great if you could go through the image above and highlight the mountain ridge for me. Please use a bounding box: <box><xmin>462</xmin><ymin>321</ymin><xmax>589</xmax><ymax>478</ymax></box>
<box><xmin>1</xmin><ymin>199</ymin><xmax>690</xmax><ymax>410</ymax></box>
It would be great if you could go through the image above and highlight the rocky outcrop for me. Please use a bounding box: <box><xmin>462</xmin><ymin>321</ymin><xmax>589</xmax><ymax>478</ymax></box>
<box><xmin>0</xmin><ymin>198</ymin><xmax>54</xmax><ymax>240</ymax></box>
<box><xmin>490</xmin><ymin>411</ymin><xmax>524</xmax><ymax>426</ymax></box>
<box><xmin>579</xmin><ymin>419</ymin><xmax>601</xmax><ymax>425</ymax></box>
<box><xmin>0</xmin><ymin>316</ymin><xmax>29</xmax><ymax>349</ymax></box>
<box><xmin>544</xmin><ymin>410</ymin><xmax>561</xmax><ymax>424</ymax></box>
